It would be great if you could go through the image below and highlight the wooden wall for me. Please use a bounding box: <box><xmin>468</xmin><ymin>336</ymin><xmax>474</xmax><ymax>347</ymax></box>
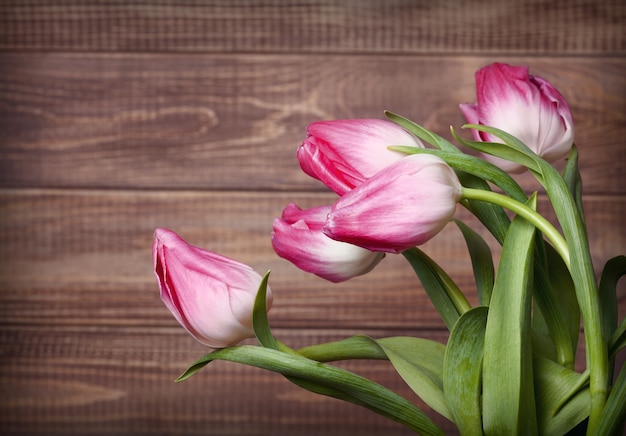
<box><xmin>0</xmin><ymin>1</ymin><xmax>624</xmax><ymax>434</ymax></box>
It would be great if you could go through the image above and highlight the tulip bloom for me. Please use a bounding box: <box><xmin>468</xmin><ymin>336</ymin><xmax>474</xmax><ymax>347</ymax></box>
<box><xmin>272</xmin><ymin>203</ymin><xmax>385</xmax><ymax>282</ymax></box>
<box><xmin>324</xmin><ymin>154</ymin><xmax>462</xmax><ymax>254</ymax></box>
<box><xmin>297</xmin><ymin>119</ymin><xmax>423</xmax><ymax>195</ymax></box>
<box><xmin>153</xmin><ymin>228</ymin><xmax>271</xmax><ymax>348</ymax></box>
<box><xmin>460</xmin><ymin>62</ymin><xmax>574</xmax><ymax>173</ymax></box>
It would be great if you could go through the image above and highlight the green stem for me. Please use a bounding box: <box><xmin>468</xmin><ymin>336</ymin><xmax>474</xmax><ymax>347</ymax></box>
<box><xmin>461</xmin><ymin>188</ymin><xmax>570</xmax><ymax>268</ymax></box>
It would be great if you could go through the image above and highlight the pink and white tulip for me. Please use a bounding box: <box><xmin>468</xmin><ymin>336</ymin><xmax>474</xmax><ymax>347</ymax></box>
<box><xmin>272</xmin><ymin>203</ymin><xmax>385</xmax><ymax>282</ymax></box>
<box><xmin>324</xmin><ymin>154</ymin><xmax>462</xmax><ymax>254</ymax></box>
<box><xmin>460</xmin><ymin>62</ymin><xmax>574</xmax><ymax>173</ymax></box>
<box><xmin>297</xmin><ymin>119</ymin><xmax>423</xmax><ymax>195</ymax></box>
<box><xmin>153</xmin><ymin>228</ymin><xmax>272</xmax><ymax>348</ymax></box>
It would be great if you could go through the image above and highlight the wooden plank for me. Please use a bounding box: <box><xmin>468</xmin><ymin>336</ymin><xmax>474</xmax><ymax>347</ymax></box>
<box><xmin>0</xmin><ymin>326</ymin><xmax>453</xmax><ymax>435</ymax></box>
<box><xmin>0</xmin><ymin>54</ymin><xmax>624</xmax><ymax>194</ymax></box>
<box><xmin>1</xmin><ymin>190</ymin><xmax>624</xmax><ymax>329</ymax></box>
<box><xmin>0</xmin><ymin>0</ymin><xmax>623</xmax><ymax>54</ymax></box>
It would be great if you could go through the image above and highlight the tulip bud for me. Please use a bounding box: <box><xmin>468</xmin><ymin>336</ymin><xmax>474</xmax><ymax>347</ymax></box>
<box><xmin>324</xmin><ymin>154</ymin><xmax>462</xmax><ymax>254</ymax></box>
<box><xmin>297</xmin><ymin>119</ymin><xmax>424</xmax><ymax>195</ymax></box>
<box><xmin>153</xmin><ymin>228</ymin><xmax>272</xmax><ymax>348</ymax></box>
<box><xmin>272</xmin><ymin>203</ymin><xmax>384</xmax><ymax>282</ymax></box>
<box><xmin>460</xmin><ymin>62</ymin><xmax>574</xmax><ymax>173</ymax></box>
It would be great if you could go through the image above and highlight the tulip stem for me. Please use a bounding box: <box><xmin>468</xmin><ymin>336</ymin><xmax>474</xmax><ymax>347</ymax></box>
<box><xmin>460</xmin><ymin>188</ymin><xmax>570</xmax><ymax>269</ymax></box>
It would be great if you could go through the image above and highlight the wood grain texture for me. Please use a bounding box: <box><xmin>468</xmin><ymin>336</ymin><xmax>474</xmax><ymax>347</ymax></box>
<box><xmin>0</xmin><ymin>326</ymin><xmax>452</xmax><ymax>435</ymax></box>
<box><xmin>1</xmin><ymin>54</ymin><xmax>624</xmax><ymax>193</ymax></box>
<box><xmin>0</xmin><ymin>0</ymin><xmax>623</xmax><ymax>54</ymax></box>
<box><xmin>1</xmin><ymin>190</ymin><xmax>624</xmax><ymax>330</ymax></box>
<box><xmin>1</xmin><ymin>1</ymin><xmax>624</xmax><ymax>434</ymax></box>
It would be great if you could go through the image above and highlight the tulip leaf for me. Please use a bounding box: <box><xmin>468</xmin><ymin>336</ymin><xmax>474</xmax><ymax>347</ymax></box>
<box><xmin>534</xmin><ymin>356</ymin><xmax>591</xmax><ymax>435</ymax></box>
<box><xmin>252</xmin><ymin>271</ymin><xmax>278</xmax><ymax>350</ymax></box>
<box><xmin>599</xmin><ymin>256</ymin><xmax>626</xmax><ymax>356</ymax></box>
<box><xmin>299</xmin><ymin>334</ymin><xmax>454</xmax><ymax>423</ymax></box>
<box><xmin>443</xmin><ymin>306</ymin><xmax>488</xmax><ymax>435</ymax></box>
<box><xmin>297</xmin><ymin>335</ymin><xmax>388</xmax><ymax>362</ymax></box>
<box><xmin>609</xmin><ymin>318</ymin><xmax>626</xmax><ymax>358</ymax></box>
<box><xmin>532</xmin><ymin>238</ymin><xmax>578</xmax><ymax>368</ymax></box>
<box><xmin>482</xmin><ymin>195</ymin><xmax>538</xmax><ymax>435</ymax></box>
<box><xmin>529</xmin><ymin>148</ymin><xmax>608</xmax><ymax>429</ymax></box>
<box><xmin>561</xmin><ymin>145</ymin><xmax>585</xmax><ymax>223</ymax></box>
<box><xmin>455</xmin><ymin>124</ymin><xmax>543</xmax><ymax>175</ymax></box>
<box><xmin>597</xmin><ymin>361</ymin><xmax>626</xmax><ymax>436</ymax></box>
<box><xmin>457</xmin><ymin>172</ymin><xmax>511</xmax><ymax>245</ymax></box>
<box><xmin>402</xmin><ymin>247</ymin><xmax>467</xmax><ymax>330</ymax></box>
<box><xmin>454</xmin><ymin>219</ymin><xmax>494</xmax><ymax>305</ymax></box>
<box><xmin>177</xmin><ymin>345</ymin><xmax>444</xmax><ymax>435</ymax></box>
<box><xmin>384</xmin><ymin>110</ymin><xmax>458</xmax><ymax>153</ymax></box>
<box><xmin>375</xmin><ymin>336</ymin><xmax>452</xmax><ymax>421</ymax></box>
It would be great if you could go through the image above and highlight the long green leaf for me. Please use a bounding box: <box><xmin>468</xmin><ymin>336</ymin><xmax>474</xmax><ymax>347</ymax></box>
<box><xmin>455</xmin><ymin>219</ymin><xmax>494</xmax><ymax>305</ymax></box>
<box><xmin>402</xmin><ymin>247</ymin><xmax>467</xmax><ymax>330</ymax></box>
<box><xmin>252</xmin><ymin>271</ymin><xmax>278</xmax><ymax>349</ymax></box>
<box><xmin>299</xmin><ymin>334</ymin><xmax>454</xmax><ymax>423</ymax></box>
<box><xmin>599</xmin><ymin>256</ymin><xmax>626</xmax><ymax>369</ymax></box>
<box><xmin>177</xmin><ymin>345</ymin><xmax>444</xmax><ymax>435</ymax></box>
<box><xmin>596</xmin><ymin>355</ymin><xmax>626</xmax><ymax>435</ymax></box>
<box><xmin>452</xmin><ymin>125</ymin><xmax>542</xmax><ymax>174</ymax></box>
<box><xmin>534</xmin><ymin>356</ymin><xmax>590</xmax><ymax>435</ymax></box>
<box><xmin>443</xmin><ymin>306</ymin><xmax>488</xmax><ymax>434</ymax></box>
<box><xmin>457</xmin><ymin>172</ymin><xmax>511</xmax><ymax>245</ymax></box>
<box><xmin>384</xmin><ymin>110</ymin><xmax>459</xmax><ymax>152</ymax></box>
<box><xmin>482</xmin><ymin>195</ymin><xmax>538</xmax><ymax>435</ymax></box>
<box><xmin>532</xmin><ymin>239</ymin><xmax>578</xmax><ymax>368</ymax></box>
<box><xmin>376</xmin><ymin>336</ymin><xmax>451</xmax><ymax>421</ymax></box>
<box><xmin>297</xmin><ymin>335</ymin><xmax>388</xmax><ymax>362</ymax></box>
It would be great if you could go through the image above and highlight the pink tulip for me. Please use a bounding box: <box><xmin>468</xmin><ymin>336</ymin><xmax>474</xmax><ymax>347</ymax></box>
<box><xmin>272</xmin><ymin>203</ymin><xmax>385</xmax><ymax>282</ymax></box>
<box><xmin>324</xmin><ymin>154</ymin><xmax>462</xmax><ymax>254</ymax></box>
<box><xmin>153</xmin><ymin>228</ymin><xmax>272</xmax><ymax>348</ymax></box>
<box><xmin>460</xmin><ymin>62</ymin><xmax>574</xmax><ymax>173</ymax></box>
<box><xmin>297</xmin><ymin>119</ymin><xmax>423</xmax><ymax>195</ymax></box>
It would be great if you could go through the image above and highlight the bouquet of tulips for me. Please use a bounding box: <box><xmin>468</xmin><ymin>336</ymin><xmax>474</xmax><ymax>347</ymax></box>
<box><xmin>152</xmin><ymin>63</ymin><xmax>625</xmax><ymax>435</ymax></box>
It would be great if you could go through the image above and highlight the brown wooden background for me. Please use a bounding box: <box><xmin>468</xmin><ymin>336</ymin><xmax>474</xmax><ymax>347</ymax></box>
<box><xmin>0</xmin><ymin>1</ymin><xmax>624</xmax><ymax>435</ymax></box>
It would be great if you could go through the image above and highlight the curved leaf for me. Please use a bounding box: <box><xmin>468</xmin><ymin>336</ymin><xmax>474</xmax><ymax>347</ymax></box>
<box><xmin>402</xmin><ymin>247</ymin><xmax>468</xmax><ymax>330</ymax></box>
<box><xmin>482</xmin><ymin>196</ymin><xmax>538</xmax><ymax>435</ymax></box>
<box><xmin>177</xmin><ymin>345</ymin><xmax>444</xmax><ymax>435</ymax></box>
<box><xmin>534</xmin><ymin>356</ymin><xmax>590</xmax><ymax>435</ymax></box>
<box><xmin>376</xmin><ymin>336</ymin><xmax>451</xmax><ymax>421</ymax></box>
<box><xmin>443</xmin><ymin>306</ymin><xmax>488</xmax><ymax>435</ymax></box>
<box><xmin>455</xmin><ymin>219</ymin><xmax>494</xmax><ymax>305</ymax></box>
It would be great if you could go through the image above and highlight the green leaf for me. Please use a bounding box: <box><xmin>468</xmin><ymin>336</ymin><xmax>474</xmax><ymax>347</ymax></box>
<box><xmin>452</xmin><ymin>125</ymin><xmax>542</xmax><ymax>174</ymax></box>
<box><xmin>597</xmin><ymin>362</ymin><xmax>626</xmax><ymax>435</ymax></box>
<box><xmin>561</xmin><ymin>145</ymin><xmax>585</xmax><ymax>223</ymax></box>
<box><xmin>297</xmin><ymin>335</ymin><xmax>388</xmax><ymax>362</ymax></box>
<box><xmin>252</xmin><ymin>271</ymin><xmax>278</xmax><ymax>349</ymax></box>
<box><xmin>384</xmin><ymin>111</ymin><xmax>459</xmax><ymax>152</ymax></box>
<box><xmin>534</xmin><ymin>356</ymin><xmax>590</xmax><ymax>435</ymax></box>
<box><xmin>454</xmin><ymin>219</ymin><xmax>494</xmax><ymax>305</ymax></box>
<box><xmin>177</xmin><ymin>345</ymin><xmax>444</xmax><ymax>435</ymax></box>
<box><xmin>531</xmin><ymin>150</ymin><xmax>608</xmax><ymax>430</ymax></box>
<box><xmin>457</xmin><ymin>172</ymin><xmax>511</xmax><ymax>245</ymax></box>
<box><xmin>443</xmin><ymin>306</ymin><xmax>488</xmax><ymax>435</ymax></box>
<box><xmin>609</xmin><ymin>318</ymin><xmax>626</xmax><ymax>358</ymax></box>
<box><xmin>482</xmin><ymin>195</ymin><xmax>538</xmax><ymax>435</ymax></box>
<box><xmin>402</xmin><ymin>247</ymin><xmax>468</xmax><ymax>330</ymax></box>
<box><xmin>532</xmin><ymin>240</ymin><xmax>578</xmax><ymax>368</ymax></box>
<box><xmin>599</xmin><ymin>256</ymin><xmax>626</xmax><ymax>362</ymax></box>
<box><xmin>376</xmin><ymin>336</ymin><xmax>451</xmax><ymax>421</ymax></box>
